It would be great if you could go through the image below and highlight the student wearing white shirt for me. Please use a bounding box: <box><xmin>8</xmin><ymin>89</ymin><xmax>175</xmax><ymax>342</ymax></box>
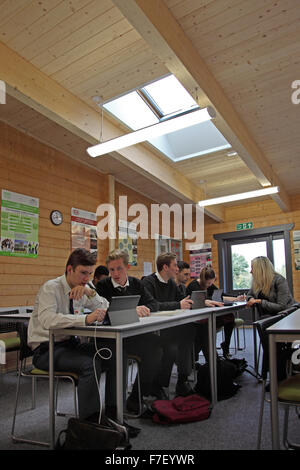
<box><xmin>28</xmin><ymin>248</ymin><xmax>109</xmax><ymax>421</ymax></box>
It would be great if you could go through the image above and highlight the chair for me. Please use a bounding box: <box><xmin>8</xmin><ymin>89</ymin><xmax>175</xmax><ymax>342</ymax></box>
<box><xmin>254</xmin><ymin>312</ymin><xmax>300</xmax><ymax>450</ymax></box>
<box><xmin>233</xmin><ymin>317</ymin><xmax>246</xmax><ymax>352</ymax></box>
<box><xmin>11</xmin><ymin>321</ymin><xmax>79</xmax><ymax>447</ymax></box>
<box><xmin>0</xmin><ymin>310</ymin><xmax>21</xmax><ymax>371</ymax></box>
<box><xmin>255</xmin><ymin>305</ymin><xmax>300</xmax><ymax>375</ymax></box>
<box><xmin>219</xmin><ymin>317</ymin><xmax>246</xmax><ymax>355</ymax></box>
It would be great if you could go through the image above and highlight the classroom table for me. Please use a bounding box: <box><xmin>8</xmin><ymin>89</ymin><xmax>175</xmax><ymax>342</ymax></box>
<box><xmin>48</xmin><ymin>302</ymin><xmax>246</xmax><ymax>449</ymax></box>
<box><xmin>267</xmin><ymin>308</ymin><xmax>300</xmax><ymax>449</ymax></box>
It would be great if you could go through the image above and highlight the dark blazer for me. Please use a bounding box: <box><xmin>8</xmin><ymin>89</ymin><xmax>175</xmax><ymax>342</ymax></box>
<box><xmin>141</xmin><ymin>273</ymin><xmax>184</xmax><ymax>311</ymax></box>
<box><xmin>246</xmin><ymin>274</ymin><xmax>296</xmax><ymax>315</ymax></box>
<box><xmin>96</xmin><ymin>276</ymin><xmax>158</xmax><ymax>312</ymax></box>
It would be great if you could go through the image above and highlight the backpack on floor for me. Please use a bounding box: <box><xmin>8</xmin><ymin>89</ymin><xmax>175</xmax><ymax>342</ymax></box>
<box><xmin>194</xmin><ymin>358</ymin><xmax>242</xmax><ymax>401</ymax></box>
<box><xmin>152</xmin><ymin>394</ymin><xmax>211</xmax><ymax>424</ymax></box>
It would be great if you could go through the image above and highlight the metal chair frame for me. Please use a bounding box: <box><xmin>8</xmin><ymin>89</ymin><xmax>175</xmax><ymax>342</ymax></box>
<box><xmin>11</xmin><ymin>321</ymin><xmax>78</xmax><ymax>447</ymax></box>
<box><xmin>254</xmin><ymin>309</ymin><xmax>300</xmax><ymax>450</ymax></box>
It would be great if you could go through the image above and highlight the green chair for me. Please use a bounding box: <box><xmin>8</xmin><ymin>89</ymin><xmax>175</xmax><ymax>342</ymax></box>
<box><xmin>254</xmin><ymin>313</ymin><xmax>300</xmax><ymax>450</ymax></box>
<box><xmin>11</xmin><ymin>321</ymin><xmax>78</xmax><ymax>447</ymax></box>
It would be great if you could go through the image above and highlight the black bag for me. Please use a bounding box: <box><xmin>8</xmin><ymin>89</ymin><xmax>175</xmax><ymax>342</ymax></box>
<box><xmin>228</xmin><ymin>357</ymin><xmax>248</xmax><ymax>377</ymax></box>
<box><xmin>55</xmin><ymin>416</ymin><xmax>131</xmax><ymax>450</ymax></box>
<box><xmin>195</xmin><ymin>358</ymin><xmax>242</xmax><ymax>401</ymax></box>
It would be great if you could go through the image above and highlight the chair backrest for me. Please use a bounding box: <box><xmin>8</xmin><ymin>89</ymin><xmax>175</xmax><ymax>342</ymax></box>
<box><xmin>0</xmin><ymin>309</ymin><xmax>19</xmax><ymax>333</ymax></box>
<box><xmin>254</xmin><ymin>314</ymin><xmax>285</xmax><ymax>379</ymax></box>
<box><xmin>279</xmin><ymin>304</ymin><xmax>299</xmax><ymax>317</ymax></box>
<box><xmin>15</xmin><ymin>321</ymin><xmax>33</xmax><ymax>362</ymax></box>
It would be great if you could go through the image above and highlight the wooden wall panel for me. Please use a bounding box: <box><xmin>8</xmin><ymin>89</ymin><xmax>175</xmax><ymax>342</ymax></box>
<box><xmin>0</xmin><ymin>122</ymin><xmax>188</xmax><ymax>308</ymax></box>
<box><xmin>0</xmin><ymin>122</ymin><xmax>109</xmax><ymax>307</ymax></box>
<box><xmin>114</xmin><ymin>182</ymin><xmax>190</xmax><ymax>279</ymax></box>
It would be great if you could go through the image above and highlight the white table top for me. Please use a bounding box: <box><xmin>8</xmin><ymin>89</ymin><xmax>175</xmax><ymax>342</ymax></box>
<box><xmin>267</xmin><ymin>308</ymin><xmax>300</xmax><ymax>334</ymax></box>
<box><xmin>65</xmin><ymin>302</ymin><xmax>245</xmax><ymax>333</ymax></box>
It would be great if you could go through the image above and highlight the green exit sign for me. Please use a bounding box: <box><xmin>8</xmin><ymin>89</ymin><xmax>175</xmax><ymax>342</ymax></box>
<box><xmin>236</xmin><ymin>222</ymin><xmax>253</xmax><ymax>231</ymax></box>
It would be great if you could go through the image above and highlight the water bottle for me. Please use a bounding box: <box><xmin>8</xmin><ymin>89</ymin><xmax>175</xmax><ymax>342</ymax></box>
<box><xmin>73</xmin><ymin>298</ymin><xmax>84</xmax><ymax>316</ymax></box>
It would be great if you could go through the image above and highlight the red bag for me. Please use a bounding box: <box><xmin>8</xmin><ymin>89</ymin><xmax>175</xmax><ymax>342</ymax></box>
<box><xmin>152</xmin><ymin>394</ymin><xmax>211</xmax><ymax>424</ymax></box>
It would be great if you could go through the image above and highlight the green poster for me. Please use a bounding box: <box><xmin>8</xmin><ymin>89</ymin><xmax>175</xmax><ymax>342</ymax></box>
<box><xmin>0</xmin><ymin>190</ymin><xmax>39</xmax><ymax>258</ymax></box>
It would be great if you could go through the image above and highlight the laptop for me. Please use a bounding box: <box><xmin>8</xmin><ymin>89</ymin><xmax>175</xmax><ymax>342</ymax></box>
<box><xmin>104</xmin><ymin>295</ymin><xmax>141</xmax><ymax>326</ymax></box>
<box><xmin>190</xmin><ymin>290</ymin><xmax>206</xmax><ymax>309</ymax></box>
<box><xmin>212</xmin><ymin>289</ymin><xmax>234</xmax><ymax>306</ymax></box>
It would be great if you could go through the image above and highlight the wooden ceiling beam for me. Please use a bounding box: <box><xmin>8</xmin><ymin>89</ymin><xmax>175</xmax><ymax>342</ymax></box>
<box><xmin>0</xmin><ymin>41</ymin><xmax>224</xmax><ymax>221</ymax></box>
<box><xmin>112</xmin><ymin>0</ymin><xmax>290</xmax><ymax>212</ymax></box>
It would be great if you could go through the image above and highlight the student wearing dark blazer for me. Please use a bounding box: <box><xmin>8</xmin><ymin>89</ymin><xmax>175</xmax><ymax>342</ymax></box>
<box><xmin>142</xmin><ymin>253</ymin><xmax>195</xmax><ymax>397</ymax></box>
<box><xmin>96</xmin><ymin>249</ymin><xmax>162</xmax><ymax>416</ymax></box>
<box><xmin>186</xmin><ymin>266</ymin><xmax>244</xmax><ymax>361</ymax></box>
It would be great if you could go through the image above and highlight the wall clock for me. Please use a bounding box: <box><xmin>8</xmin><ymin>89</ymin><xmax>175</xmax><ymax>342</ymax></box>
<box><xmin>50</xmin><ymin>210</ymin><xmax>63</xmax><ymax>226</ymax></box>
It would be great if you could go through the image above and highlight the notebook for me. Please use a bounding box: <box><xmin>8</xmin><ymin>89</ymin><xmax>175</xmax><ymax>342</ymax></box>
<box><xmin>103</xmin><ymin>295</ymin><xmax>140</xmax><ymax>326</ymax></box>
<box><xmin>190</xmin><ymin>290</ymin><xmax>206</xmax><ymax>309</ymax></box>
<box><xmin>212</xmin><ymin>289</ymin><xmax>234</xmax><ymax>306</ymax></box>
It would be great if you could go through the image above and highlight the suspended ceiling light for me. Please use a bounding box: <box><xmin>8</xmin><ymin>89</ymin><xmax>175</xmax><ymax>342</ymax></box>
<box><xmin>87</xmin><ymin>106</ymin><xmax>216</xmax><ymax>158</ymax></box>
<box><xmin>198</xmin><ymin>186</ymin><xmax>280</xmax><ymax>207</ymax></box>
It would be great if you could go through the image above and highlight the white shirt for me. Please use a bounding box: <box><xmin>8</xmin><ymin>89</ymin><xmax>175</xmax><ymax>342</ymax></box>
<box><xmin>111</xmin><ymin>277</ymin><xmax>130</xmax><ymax>289</ymax></box>
<box><xmin>28</xmin><ymin>274</ymin><xmax>109</xmax><ymax>349</ymax></box>
<box><xmin>155</xmin><ymin>272</ymin><xmax>168</xmax><ymax>284</ymax></box>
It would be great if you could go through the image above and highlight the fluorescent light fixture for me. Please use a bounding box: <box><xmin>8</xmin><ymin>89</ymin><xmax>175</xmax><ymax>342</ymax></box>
<box><xmin>198</xmin><ymin>186</ymin><xmax>280</xmax><ymax>207</ymax></box>
<box><xmin>87</xmin><ymin>106</ymin><xmax>216</xmax><ymax>157</ymax></box>
<box><xmin>226</xmin><ymin>150</ymin><xmax>238</xmax><ymax>157</ymax></box>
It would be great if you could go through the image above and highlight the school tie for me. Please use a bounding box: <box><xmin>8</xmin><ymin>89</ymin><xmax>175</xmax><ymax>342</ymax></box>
<box><xmin>116</xmin><ymin>286</ymin><xmax>127</xmax><ymax>295</ymax></box>
<box><xmin>69</xmin><ymin>297</ymin><xmax>74</xmax><ymax>315</ymax></box>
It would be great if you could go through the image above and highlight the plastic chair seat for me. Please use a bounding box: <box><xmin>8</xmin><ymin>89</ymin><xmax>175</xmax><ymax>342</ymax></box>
<box><xmin>278</xmin><ymin>375</ymin><xmax>300</xmax><ymax>402</ymax></box>
<box><xmin>234</xmin><ymin>318</ymin><xmax>244</xmax><ymax>327</ymax></box>
<box><xmin>30</xmin><ymin>368</ymin><xmax>79</xmax><ymax>383</ymax></box>
<box><xmin>1</xmin><ymin>336</ymin><xmax>20</xmax><ymax>350</ymax></box>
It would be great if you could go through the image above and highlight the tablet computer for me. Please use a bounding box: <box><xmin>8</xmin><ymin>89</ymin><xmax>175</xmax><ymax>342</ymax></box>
<box><xmin>104</xmin><ymin>295</ymin><xmax>141</xmax><ymax>326</ymax></box>
<box><xmin>190</xmin><ymin>290</ymin><xmax>206</xmax><ymax>309</ymax></box>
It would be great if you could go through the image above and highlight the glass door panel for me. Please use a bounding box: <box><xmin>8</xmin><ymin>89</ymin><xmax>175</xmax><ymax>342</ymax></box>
<box><xmin>231</xmin><ymin>241</ymin><xmax>267</xmax><ymax>290</ymax></box>
<box><xmin>273</xmin><ymin>238</ymin><xmax>286</xmax><ymax>278</ymax></box>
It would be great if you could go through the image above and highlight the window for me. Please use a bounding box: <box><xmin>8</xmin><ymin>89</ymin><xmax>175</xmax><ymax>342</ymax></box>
<box><xmin>214</xmin><ymin>224</ymin><xmax>294</xmax><ymax>295</ymax></box>
<box><xmin>231</xmin><ymin>240</ymin><xmax>267</xmax><ymax>290</ymax></box>
<box><xmin>102</xmin><ymin>74</ymin><xmax>231</xmax><ymax>162</ymax></box>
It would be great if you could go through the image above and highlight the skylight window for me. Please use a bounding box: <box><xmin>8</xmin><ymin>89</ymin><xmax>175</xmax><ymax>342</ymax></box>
<box><xmin>103</xmin><ymin>91</ymin><xmax>158</xmax><ymax>131</ymax></box>
<box><xmin>102</xmin><ymin>74</ymin><xmax>231</xmax><ymax>162</ymax></box>
<box><xmin>142</xmin><ymin>75</ymin><xmax>198</xmax><ymax>117</ymax></box>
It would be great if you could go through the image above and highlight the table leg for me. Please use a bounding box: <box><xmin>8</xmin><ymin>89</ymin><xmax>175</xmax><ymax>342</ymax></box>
<box><xmin>269</xmin><ymin>334</ymin><xmax>280</xmax><ymax>449</ymax></box>
<box><xmin>49</xmin><ymin>331</ymin><xmax>55</xmax><ymax>449</ymax></box>
<box><xmin>252</xmin><ymin>306</ymin><xmax>260</xmax><ymax>375</ymax></box>
<box><xmin>116</xmin><ymin>334</ymin><xmax>123</xmax><ymax>423</ymax></box>
<box><xmin>209</xmin><ymin>315</ymin><xmax>217</xmax><ymax>406</ymax></box>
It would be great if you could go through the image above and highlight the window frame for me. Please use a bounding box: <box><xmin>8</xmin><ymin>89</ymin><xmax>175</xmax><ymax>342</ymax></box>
<box><xmin>214</xmin><ymin>224</ymin><xmax>294</xmax><ymax>295</ymax></box>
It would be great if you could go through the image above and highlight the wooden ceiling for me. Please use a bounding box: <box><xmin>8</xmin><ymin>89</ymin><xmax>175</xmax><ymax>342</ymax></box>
<box><xmin>0</xmin><ymin>0</ymin><xmax>299</xmax><ymax>221</ymax></box>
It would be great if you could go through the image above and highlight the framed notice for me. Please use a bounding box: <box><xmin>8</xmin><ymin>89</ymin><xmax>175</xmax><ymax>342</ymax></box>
<box><xmin>71</xmin><ymin>208</ymin><xmax>97</xmax><ymax>255</ymax></box>
<box><xmin>189</xmin><ymin>243</ymin><xmax>212</xmax><ymax>278</ymax></box>
<box><xmin>293</xmin><ymin>231</ymin><xmax>300</xmax><ymax>270</ymax></box>
<box><xmin>118</xmin><ymin>219</ymin><xmax>138</xmax><ymax>266</ymax></box>
<box><xmin>0</xmin><ymin>190</ymin><xmax>39</xmax><ymax>258</ymax></box>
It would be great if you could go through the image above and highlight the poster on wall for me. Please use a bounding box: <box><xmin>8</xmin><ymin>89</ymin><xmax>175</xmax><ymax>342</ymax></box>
<box><xmin>0</xmin><ymin>189</ymin><xmax>39</xmax><ymax>258</ymax></box>
<box><xmin>118</xmin><ymin>219</ymin><xmax>137</xmax><ymax>266</ymax></box>
<box><xmin>189</xmin><ymin>243</ymin><xmax>212</xmax><ymax>278</ymax></box>
<box><xmin>293</xmin><ymin>231</ymin><xmax>300</xmax><ymax>270</ymax></box>
<box><xmin>71</xmin><ymin>208</ymin><xmax>97</xmax><ymax>255</ymax></box>
<box><xmin>170</xmin><ymin>239</ymin><xmax>183</xmax><ymax>260</ymax></box>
